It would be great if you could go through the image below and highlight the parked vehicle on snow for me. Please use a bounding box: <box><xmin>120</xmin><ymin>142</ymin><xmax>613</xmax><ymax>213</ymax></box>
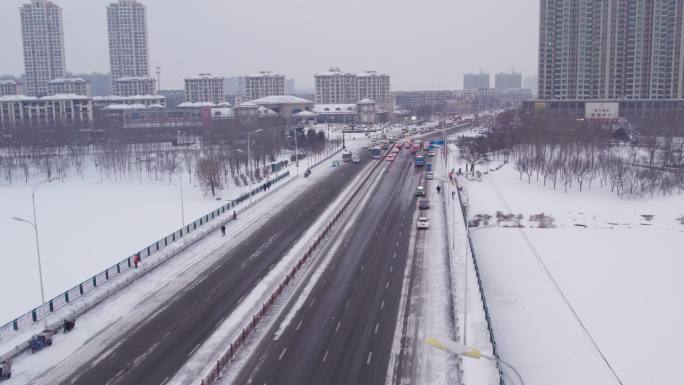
<box><xmin>30</xmin><ymin>330</ymin><xmax>54</xmax><ymax>353</ymax></box>
<box><xmin>415</xmin><ymin>186</ymin><xmax>426</xmax><ymax>196</ymax></box>
<box><xmin>0</xmin><ymin>360</ymin><xmax>11</xmax><ymax>380</ymax></box>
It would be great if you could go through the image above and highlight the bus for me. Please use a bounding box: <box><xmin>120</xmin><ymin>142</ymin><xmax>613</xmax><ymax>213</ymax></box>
<box><xmin>342</xmin><ymin>151</ymin><xmax>352</xmax><ymax>162</ymax></box>
<box><xmin>411</xmin><ymin>142</ymin><xmax>421</xmax><ymax>154</ymax></box>
<box><xmin>415</xmin><ymin>153</ymin><xmax>425</xmax><ymax>167</ymax></box>
<box><xmin>370</xmin><ymin>146</ymin><xmax>382</xmax><ymax>159</ymax></box>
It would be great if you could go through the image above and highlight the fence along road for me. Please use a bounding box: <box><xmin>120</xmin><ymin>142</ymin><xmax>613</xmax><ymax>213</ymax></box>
<box><xmin>51</xmin><ymin>150</ymin><xmax>373</xmax><ymax>385</ymax></box>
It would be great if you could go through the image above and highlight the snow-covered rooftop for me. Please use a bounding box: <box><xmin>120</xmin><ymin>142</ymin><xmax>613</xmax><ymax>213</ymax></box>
<box><xmin>313</xmin><ymin>104</ymin><xmax>357</xmax><ymax>113</ymax></box>
<box><xmin>0</xmin><ymin>95</ymin><xmax>37</xmax><ymax>102</ymax></box>
<box><xmin>246</xmin><ymin>71</ymin><xmax>283</xmax><ymax>78</ymax></box>
<box><xmin>250</xmin><ymin>95</ymin><xmax>313</xmax><ymax>105</ymax></box>
<box><xmin>211</xmin><ymin>107</ymin><xmax>235</xmax><ymax>118</ymax></box>
<box><xmin>114</xmin><ymin>76</ymin><xmax>155</xmax><ymax>82</ymax></box>
<box><xmin>93</xmin><ymin>95</ymin><xmax>165</xmax><ymax>101</ymax></box>
<box><xmin>238</xmin><ymin>101</ymin><xmax>259</xmax><ymax>107</ymax></box>
<box><xmin>0</xmin><ymin>79</ymin><xmax>17</xmax><ymax>85</ymax></box>
<box><xmin>177</xmin><ymin>101</ymin><xmax>217</xmax><ymax>108</ymax></box>
<box><xmin>357</xmin><ymin>98</ymin><xmax>376</xmax><ymax>104</ymax></box>
<box><xmin>216</xmin><ymin>101</ymin><xmax>232</xmax><ymax>107</ymax></box>
<box><xmin>41</xmin><ymin>93</ymin><xmax>90</xmax><ymax>100</ymax></box>
<box><xmin>357</xmin><ymin>70</ymin><xmax>388</xmax><ymax>77</ymax></box>
<box><xmin>102</xmin><ymin>103</ymin><xmax>148</xmax><ymax>110</ymax></box>
<box><xmin>148</xmin><ymin>103</ymin><xmax>165</xmax><ymax>109</ymax></box>
<box><xmin>48</xmin><ymin>77</ymin><xmax>87</xmax><ymax>83</ymax></box>
<box><xmin>185</xmin><ymin>73</ymin><xmax>224</xmax><ymax>81</ymax></box>
<box><xmin>293</xmin><ymin>110</ymin><xmax>317</xmax><ymax>117</ymax></box>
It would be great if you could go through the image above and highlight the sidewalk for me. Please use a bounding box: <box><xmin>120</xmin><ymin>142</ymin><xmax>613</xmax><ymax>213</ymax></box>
<box><xmin>441</xmin><ymin>145</ymin><xmax>500</xmax><ymax>385</ymax></box>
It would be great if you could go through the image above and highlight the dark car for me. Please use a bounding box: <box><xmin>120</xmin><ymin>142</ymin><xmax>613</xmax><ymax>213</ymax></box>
<box><xmin>419</xmin><ymin>199</ymin><xmax>430</xmax><ymax>209</ymax></box>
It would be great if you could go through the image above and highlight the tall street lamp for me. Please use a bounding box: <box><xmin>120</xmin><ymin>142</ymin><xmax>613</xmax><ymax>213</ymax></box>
<box><xmin>426</xmin><ymin>337</ymin><xmax>525</xmax><ymax>385</ymax></box>
<box><xmin>247</xmin><ymin>128</ymin><xmax>265</xmax><ymax>204</ymax></box>
<box><xmin>12</xmin><ymin>177</ymin><xmax>57</xmax><ymax>328</ymax></box>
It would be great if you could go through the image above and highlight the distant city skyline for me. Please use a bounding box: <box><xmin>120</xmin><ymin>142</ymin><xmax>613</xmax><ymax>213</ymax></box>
<box><xmin>0</xmin><ymin>0</ymin><xmax>539</xmax><ymax>91</ymax></box>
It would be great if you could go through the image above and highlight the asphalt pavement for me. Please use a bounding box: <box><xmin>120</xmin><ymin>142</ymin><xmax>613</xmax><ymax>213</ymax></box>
<box><xmin>59</xmin><ymin>150</ymin><xmax>373</xmax><ymax>385</ymax></box>
<box><xmin>235</xmin><ymin>146</ymin><xmax>425</xmax><ymax>385</ymax></box>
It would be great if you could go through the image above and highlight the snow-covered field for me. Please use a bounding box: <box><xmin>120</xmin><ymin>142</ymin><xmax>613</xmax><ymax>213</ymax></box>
<box><xmin>0</xmin><ymin>144</ymin><xmax>336</xmax><ymax>326</ymax></box>
<box><xmin>454</xmin><ymin>139</ymin><xmax>684</xmax><ymax>384</ymax></box>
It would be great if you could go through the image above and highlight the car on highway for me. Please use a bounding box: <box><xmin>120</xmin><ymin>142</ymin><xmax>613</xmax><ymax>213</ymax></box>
<box><xmin>352</xmin><ymin>155</ymin><xmax>361</xmax><ymax>164</ymax></box>
<box><xmin>415</xmin><ymin>186</ymin><xmax>426</xmax><ymax>196</ymax></box>
<box><xmin>427</xmin><ymin>151</ymin><xmax>435</xmax><ymax>157</ymax></box>
<box><xmin>418</xmin><ymin>199</ymin><xmax>430</xmax><ymax>209</ymax></box>
<box><xmin>426</xmin><ymin>171</ymin><xmax>434</xmax><ymax>179</ymax></box>
<box><xmin>386</xmin><ymin>155</ymin><xmax>395</xmax><ymax>161</ymax></box>
<box><xmin>417</xmin><ymin>217</ymin><xmax>430</xmax><ymax>229</ymax></box>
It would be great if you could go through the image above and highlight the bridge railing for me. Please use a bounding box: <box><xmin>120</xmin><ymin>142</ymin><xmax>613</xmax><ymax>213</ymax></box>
<box><xmin>0</xmin><ymin>171</ymin><xmax>290</xmax><ymax>339</ymax></box>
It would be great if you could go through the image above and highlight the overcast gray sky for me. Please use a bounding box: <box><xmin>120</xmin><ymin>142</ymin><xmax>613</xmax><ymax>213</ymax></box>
<box><xmin>0</xmin><ymin>0</ymin><xmax>539</xmax><ymax>91</ymax></box>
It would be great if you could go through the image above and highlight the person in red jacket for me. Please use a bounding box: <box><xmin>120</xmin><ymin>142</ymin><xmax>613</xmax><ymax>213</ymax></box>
<box><xmin>133</xmin><ymin>254</ymin><xmax>141</xmax><ymax>269</ymax></box>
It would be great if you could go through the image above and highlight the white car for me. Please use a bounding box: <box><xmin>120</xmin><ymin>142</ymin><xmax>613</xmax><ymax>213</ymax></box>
<box><xmin>426</xmin><ymin>171</ymin><xmax>434</xmax><ymax>179</ymax></box>
<box><xmin>417</xmin><ymin>217</ymin><xmax>430</xmax><ymax>229</ymax></box>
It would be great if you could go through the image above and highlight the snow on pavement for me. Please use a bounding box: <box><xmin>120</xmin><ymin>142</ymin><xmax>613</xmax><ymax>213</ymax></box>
<box><xmin>0</xmin><ymin>144</ymin><xmax>355</xmax><ymax>384</ymax></box>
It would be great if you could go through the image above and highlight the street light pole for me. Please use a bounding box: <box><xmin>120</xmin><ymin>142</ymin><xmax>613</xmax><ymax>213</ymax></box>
<box><xmin>426</xmin><ymin>337</ymin><xmax>525</xmax><ymax>385</ymax></box>
<box><xmin>13</xmin><ymin>177</ymin><xmax>57</xmax><ymax>329</ymax></box>
<box><xmin>179</xmin><ymin>173</ymin><xmax>185</xmax><ymax>227</ymax></box>
<box><xmin>247</xmin><ymin>128</ymin><xmax>264</xmax><ymax>205</ymax></box>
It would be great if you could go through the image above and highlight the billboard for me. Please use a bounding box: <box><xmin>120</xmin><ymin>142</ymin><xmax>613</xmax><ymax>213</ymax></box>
<box><xmin>585</xmin><ymin>102</ymin><xmax>619</xmax><ymax>120</ymax></box>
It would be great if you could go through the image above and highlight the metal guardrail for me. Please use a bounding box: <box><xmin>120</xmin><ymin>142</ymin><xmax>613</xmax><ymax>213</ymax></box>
<box><xmin>0</xmin><ymin>172</ymin><xmax>291</xmax><ymax>339</ymax></box>
<box><xmin>455</xmin><ymin>185</ymin><xmax>506</xmax><ymax>385</ymax></box>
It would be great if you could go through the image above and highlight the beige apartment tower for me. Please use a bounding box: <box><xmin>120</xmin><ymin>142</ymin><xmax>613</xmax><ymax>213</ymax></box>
<box><xmin>20</xmin><ymin>0</ymin><xmax>66</xmax><ymax>96</ymax></box>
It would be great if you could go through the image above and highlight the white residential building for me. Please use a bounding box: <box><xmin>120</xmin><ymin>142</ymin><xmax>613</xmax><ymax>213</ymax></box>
<box><xmin>184</xmin><ymin>74</ymin><xmax>225</xmax><ymax>103</ymax></box>
<box><xmin>107</xmin><ymin>0</ymin><xmax>152</xmax><ymax>96</ymax></box>
<box><xmin>20</xmin><ymin>0</ymin><xmax>66</xmax><ymax>96</ymax></box>
<box><xmin>48</xmin><ymin>77</ymin><xmax>91</xmax><ymax>96</ymax></box>
<box><xmin>92</xmin><ymin>94</ymin><xmax>165</xmax><ymax>109</ymax></box>
<box><xmin>113</xmin><ymin>77</ymin><xmax>156</xmax><ymax>96</ymax></box>
<box><xmin>0</xmin><ymin>80</ymin><xmax>19</xmax><ymax>96</ymax></box>
<box><xmin>0</xmin><ymin>94</ymin><xmax>93</xmax><ymax>129</ymax></box>
<box><xmin>245</xmin><ymin>71</ymin><xmax>285</xmax><ymax>101</ymax></box>
<box><xmin>315</xmin><ymin>68</ymin><xmax>392</xmax><ymax>111</ymax></box>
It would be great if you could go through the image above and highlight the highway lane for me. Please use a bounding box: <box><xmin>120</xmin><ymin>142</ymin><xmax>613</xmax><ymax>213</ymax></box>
<box><xmin>58</xmin><ymin>150</ymin><xmax>373</xmax><ymax>385</ymax></box>
<box><xmin>235</xmin><ymin>146</ymin><xmax>424</xmax><ymax>385</ymax></box>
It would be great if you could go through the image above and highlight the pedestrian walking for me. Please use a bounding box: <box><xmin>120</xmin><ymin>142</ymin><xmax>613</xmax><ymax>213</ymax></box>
<box><xmin>436</xmin><ymin>185</ymin><xmax>442</xmax><ymax>194</ymax></box>
<box><xmin>220</xmin><ymin>225</ymin><xmax>226</xmax><ymax>236</ymax></box>
<box><xmin>133</xmin><ymin>254</ymin><xmax>140</xmax><ymax>269</ymax></box>
<box><xmin>233</xmin><ymin>211</ymin><xmax>237</xmax><ymax>220</ymax></box>
<box><xmin>452</xmin><ymin>190</ymin><xmax>456</xmax><ymax>200</ymax></box>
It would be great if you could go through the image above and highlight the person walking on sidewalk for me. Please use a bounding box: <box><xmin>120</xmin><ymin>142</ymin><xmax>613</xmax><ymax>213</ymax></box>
<box><xmin>220</xmin><ymin>225</ymin><xmax>226</xmax><ymax>236</ymax></box>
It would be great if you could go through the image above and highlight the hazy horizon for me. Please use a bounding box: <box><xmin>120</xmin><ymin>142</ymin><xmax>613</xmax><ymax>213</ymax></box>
<box><xmin>0</xmin><ymin>0</ymin><xmax>539</xmax><ymax>91</ymax></box>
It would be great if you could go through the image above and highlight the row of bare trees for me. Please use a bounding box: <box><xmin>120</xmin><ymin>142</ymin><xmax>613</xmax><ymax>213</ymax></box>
<box><xmin>0</xmin><ymin>127</ymin><xmax>333</xmax><ymax>197</ymax></box>
<box><xmin>458</xmin><ymin>109</ymin><xmax>684</xmax><ymax>198</ymax></box>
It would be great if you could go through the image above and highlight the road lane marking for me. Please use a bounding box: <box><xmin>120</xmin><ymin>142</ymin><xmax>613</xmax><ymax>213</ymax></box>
<box><xmin>386</xmin><ymin>280</ymin><xmax>390</xmax><ymax>289</ymax></box>
<box><xmin>390</xmin><ymin>265</ymin><xmax>394</xmax><ymax>272</ymax></box>
<box><xmin>393</xmin><ymin>252</ymin><xmax>397</xmax><ymax>259</ymax></box>
<box><xmin>188</xmin><ymin>343</ymin><xmax>201</xmax><ymax>357</ymax></box>
<box><xmin>399</xmin><ymin>231</ymin><xmax>402</xmax><ymax>237</ymax></box>
<box><xmin>278</xmin><ymin>348</ymin><xmax>287</xmax><ymax>360</ymax></box>
<box><xmin>396</xmin><ymin>241</ymin><xmax>399</xmax><ymax>248</ymax></box>
<box><xmin>335</xmin><ymin>321</ymin><xmax>341</xmax><ymax>332</ymax></box>
<box><xmin>309</xmin><ymin>298</ymin><xmax>316</xmax><ymax>307</ymax></box>
<box><xmin>381</xmin><ymin>300</ymin><xmax>385</xmax><ymax>309</ymax></box>
<box><xmin>160</xmin><ymin>376</ymin><xmax>170</xmax><ymax>385</ymax></box>
<box><xmin>374</xmin><ymin>323</ymin><xmax>379</xmax><ymax>334</ymax></box>
<box><xmin>296</xmin><ymin>320</ymin><xmax>303</xmax><ymax>331</ymax></box>
<box><xmin>345</xmin><ymin>299</ymin><xmax>351</xmax><ymax>308</ymax></box>
<box><xmin>366</xmin><ymin>351</ymin><xmax>373</xmax><ymax>365</ymax></box>
<box><xmin>238</xmin><ymin>295</ymin><xmax>246</xmax><ymax>304</ymax></box>
<box><xmin>323</xmin><ymin>349</ymin><xmax>330</xmax><ymax>362</ymax></box>
<box><xmin>360</xmin><ymin>263</ymin><xmax>365</xmax><ymax>271</ymax></box>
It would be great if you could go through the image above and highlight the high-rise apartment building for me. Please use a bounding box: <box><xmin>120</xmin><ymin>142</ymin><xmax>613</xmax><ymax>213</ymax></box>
<box><xmin>245</xmin><ymin>71</ymin><xmax>285</xmax><ymax>101</ymax></box>
<box><xmin>107</xmin><ymin>0</ymin><xmax>155</xmax><ymax>96</ymax></box>
<box><xmin>495</xmin><ymin>71</ymin><xmax>523</xmax><ymax>90</ymax></box>
<box><xmin>315</xmin><ymin>68</ymin><xmax>359</xmax><ymax>104</ymax></box>
<box><xmin>184</xmin><ymin>74</ymin><xmax>225</xmax><ymax>103</ymax></box>
<box><xmin>20</xmin><ymin>0</ymin><xmax>66</xmax><ymax>96</ymax></box>
<box><xmin>357</xmin><ymin>71</ymin><xmax>391</xmax><ymax>104</ymax></box>
<box><xmin>463</xmin><ymin>73</ymin><xmax>490</xmax><ymax>90</ymax></box>
<box><xmin>539</xmin><ymin>0</ymin><xmax>684</xmax><ymax>100</ymax></box>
